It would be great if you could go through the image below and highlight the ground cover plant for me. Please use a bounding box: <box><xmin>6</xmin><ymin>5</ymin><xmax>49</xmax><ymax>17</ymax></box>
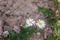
<box><xmin>6</xmin><ymin>18</ymin><xmax>46</xmax><ymax>40</ymax></box>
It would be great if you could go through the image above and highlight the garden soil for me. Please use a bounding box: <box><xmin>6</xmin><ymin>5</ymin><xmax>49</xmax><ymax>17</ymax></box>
<box><xmin>0</xmin><ymin>0</ymin><xmax>54</xmax><ymax>40</ymax></box>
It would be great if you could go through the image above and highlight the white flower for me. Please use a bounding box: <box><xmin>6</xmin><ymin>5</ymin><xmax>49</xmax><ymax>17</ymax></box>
<box><xmin>26</xmin><ymin>18</ymin><xmax>35</xmax><ymax>26</ymax></box>
<box><xmin>36</xmin><ymin>20</ymin><xmax>46</xmax><ymax>29</ymax></box>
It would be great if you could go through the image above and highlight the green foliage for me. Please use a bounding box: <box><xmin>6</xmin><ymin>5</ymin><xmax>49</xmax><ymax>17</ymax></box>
<box><xmin>53</xmin><ymin>0</ymin><xmax>58</xmax><ymax>7</ymax></box>
<box><xmin>46</xmin><ymin>36</ymin><xmax>57</xmax><ymax>40</ymax></box>
<box><xmin>19</xmin><ymin>25</ymin><xmax>44</xmax><ymax>40</ymax></box>
<box><xmin>38</xmin><ymin>7</ymin><xmax>48</xmax><ymax>13</ymax></box>
<box><xmin>54</xmin><ymin>25</ymin><xmax>60</xmax><ymax>36</ymax></box>
<box><xmin>58</xmin><ymin>28</ymin><xmax>60</xmax><ymax>34</ymax></box>
<box><xmin>38</xmin><ymin>7</ymin><xmax>57</xmax><ymax>26</ymax></box>
<box><xmin>19</xmin><ymin>26</ymin><xmax>35</xmax><ymax>40</ymax></box>
<box><xmin>7</xmin><ymin>25</ymin><xmax>43</xmax><ymax>40</ymax></box>
<box><xmin>53</xmin><ymin>20</ymin><xmax>60</xmax><ymax>40</ymax></box>
<box><xmin>38</xmin><ymin>7</ymin><xmax>60</xmax><ymax>40</ymax></box>
<box><xmin>8</xmin><ymin>31</ymin><xmax>20</xmax><ymax>40</ymax></box>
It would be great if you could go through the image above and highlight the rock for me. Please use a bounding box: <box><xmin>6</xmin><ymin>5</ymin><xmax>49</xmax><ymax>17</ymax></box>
<box><xmin>5</xmin><ymin>17</ymin><xmax>21</xmax><ymax>30</ymax></box>
<box><xmin>4</xmin><ymin>25</ymin><xmax>13</xmax><ymax>31</ymax></box>
<box><xmin>57</xmin><ymin>20</ymin><xmax>60</xmax><ymax>27</ymax></box>
<box><xmin>37</xmin><ymin>32</ymin><xmax>41</xmax><ymax>36</ymax></box>
<box><xmin>44</xmin><ymin>29</ymin><xmax>48</xmax><ymax>39</ymax></box>
<box><xmin>13</xmin><ymin>25</ymin><xmax>20</xmax><ymax>33</ymax></box>
<box><xmin>2</xmin><ymin>31</ymin><xmax>9</xmax><ymax>38</ymax></box>
<box><xmin>56</xmin><ymin>10</ymin><xmax>60</xmax><ymax>18</ymax></box>
<box><xmin>44</xmin><ymin>32</ymin><xmax>47</xmax><ymax>39</ymax></box>
<box><xmin>56</xmin><ymin>10</ymin><xmax>59</xmax><ymax>13</ymax></box>
<box><xmin>30</xmin><ymin>33</ymin><xmax>44</xmax><ymax>40</ymax></box>
<box><xmin>44</xmin><ymin>27</ymin><xmax>52</xmax><ymax>39</ymax></box>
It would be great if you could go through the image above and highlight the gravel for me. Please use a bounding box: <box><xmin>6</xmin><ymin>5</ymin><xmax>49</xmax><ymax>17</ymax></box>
<box><xmin>0</xmin><ymin>0</ymin><xmax>54</xmax><ymax>40</ymax></box>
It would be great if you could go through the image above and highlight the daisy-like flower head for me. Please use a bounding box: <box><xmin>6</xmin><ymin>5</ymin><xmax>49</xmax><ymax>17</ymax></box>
<box><xmin>26</xmin><ymin>18</ymin><xmax>35</xmax><ymax>26</ymax></box>
<box><xmin>36</xmin><ymin>19</ymin><xmax>46</xmax><ymax>29</ymax></box>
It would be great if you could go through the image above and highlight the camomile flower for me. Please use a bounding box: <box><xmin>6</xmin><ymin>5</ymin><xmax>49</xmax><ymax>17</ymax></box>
<box><xmin>36</xmin><ymin>20</ymin><xmax>46</xmax><ymax>29</ymax></box>
<box><xmin>26</xmin><ymin>18</ymin><xmax>35</xmax><ymax>26</ymax></box>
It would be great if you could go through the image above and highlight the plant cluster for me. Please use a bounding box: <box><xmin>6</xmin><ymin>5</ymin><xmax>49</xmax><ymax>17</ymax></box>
<box><xmin>4</xmin><ymin>18</ymin><xmax>46</xmax><ymax>40</ymax></box>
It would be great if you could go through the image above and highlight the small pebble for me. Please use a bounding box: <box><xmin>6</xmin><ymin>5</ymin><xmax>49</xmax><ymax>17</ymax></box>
<box><xmin>57</xmin><ymin>20</ymin><xmax>60</xmax><ymax>27</ymax></box>
<box><xmin>37</xmin><ymin>32</ymin><xmax>41</xmax><ymax>36</ymax></box>
<box><xmin>58</xmin><ymin>0</ymin><xmax>60</xmax><ymax>3</ymax></box>
<box><xmin>3</xmin><ymin>31</ymin><xmax>9</xmax><ymax>37</ymax></box>
<box><xmin>13</xmin><ymin>25</ymin><xmax>20</xmax><ymax>33</ymax></box>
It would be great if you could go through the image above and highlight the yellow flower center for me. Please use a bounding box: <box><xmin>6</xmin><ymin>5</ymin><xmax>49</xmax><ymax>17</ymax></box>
<box><xmin>39</xmin><ymin>21</ymin><xmax>42</xmax><ymax>26</ymax></box>
<box><xmin>29</xmin><ymin>20</ymin><xmax>32</xmax><ymax>24</ymax></box>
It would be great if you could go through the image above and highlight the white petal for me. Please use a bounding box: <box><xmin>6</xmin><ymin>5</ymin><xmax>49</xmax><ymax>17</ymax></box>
<box><xmin>36</xmin><ymin>20</ymin><xmax>46</xmax><ymax>29</ymax></box>
<box><xmin>26</xmin><ymin>18</ymin><xmax>35</xmax><ymax>26</ymax></box>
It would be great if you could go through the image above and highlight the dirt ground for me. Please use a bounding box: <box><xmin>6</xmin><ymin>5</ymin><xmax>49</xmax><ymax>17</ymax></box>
<box><xmin>0</xmin><ymin>0</ymin><xmax>54</xmax><ymax>40</ymax></box>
